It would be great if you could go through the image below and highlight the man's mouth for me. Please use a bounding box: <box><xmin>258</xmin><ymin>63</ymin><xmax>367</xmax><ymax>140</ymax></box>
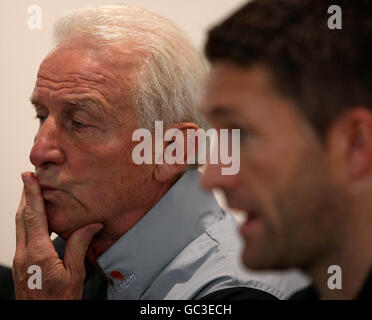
<box><xmin>244</xmin><ymin>210</ymin><xmax>260</xmax><ymax>223</ymax></box>
<box><xmin>40</xmin><ymin>184</ymin><xmax>58</xmax><ymax>195</ymax></box>
<box><xmin>239</xmin><ymin>210</ymin><xmax>261</xmax><ymax>237</ymax></box>
<box><xmin>221</xmin><ymin>192</ymin><xmax>262</xmax><ymax>232</ymax></box>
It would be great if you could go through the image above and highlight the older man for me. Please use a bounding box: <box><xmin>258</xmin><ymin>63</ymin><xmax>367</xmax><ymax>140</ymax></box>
<box><xmin>201</xmin><ymin>0</ymin><xmax>372</xmax><ymax>299</ymax></box>
<box><xmin>12</xmin><ymin>5</ymin><xmax>306</xmax><ymax>300</ymax></box>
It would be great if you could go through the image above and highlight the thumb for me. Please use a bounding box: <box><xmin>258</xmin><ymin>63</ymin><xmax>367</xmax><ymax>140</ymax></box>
<box><xmin>64</xmin><ymin>223</ymin><xmax>103</xmax><ymax>274</ymax></box>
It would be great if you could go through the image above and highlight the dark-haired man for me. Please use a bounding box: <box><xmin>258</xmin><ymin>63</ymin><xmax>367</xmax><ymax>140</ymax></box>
<box><xmin>201</xmin><ymin>0</ymin><xmax>372</xmax><ymax>299</ymax></box>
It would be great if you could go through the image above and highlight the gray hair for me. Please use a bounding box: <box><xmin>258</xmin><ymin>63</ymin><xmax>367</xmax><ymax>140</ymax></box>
<box><xmin>53</xmin><ymin>5</ymin><xmax>208</xmax><ymax>133</ymax></box>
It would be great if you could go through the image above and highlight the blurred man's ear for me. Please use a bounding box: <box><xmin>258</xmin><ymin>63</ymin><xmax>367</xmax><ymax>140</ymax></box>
<box><xmin>327</xmin><ymin>107</ymin><xmax>372</xmax><ymax>182</ymax></box>
<box><xmin>154</xmin><ymin>123</ymin><xmax>200</xmax><ymax>183</ymax></box>
<box><xmin>347</xmin><ymin>108</ymin><xmax>372</xmax><ymax>179</ymax></box>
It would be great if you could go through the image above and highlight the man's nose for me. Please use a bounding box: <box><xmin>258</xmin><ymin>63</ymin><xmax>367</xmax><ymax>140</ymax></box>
<box><xmin>30</xmin><ymin>118</ymin><xmax>65</xmax><ymax>168</ymax></box>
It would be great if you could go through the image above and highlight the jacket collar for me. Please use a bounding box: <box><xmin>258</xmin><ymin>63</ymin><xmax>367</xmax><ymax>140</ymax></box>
<box><xmin>96</xmin><ymin>169</ymin><xmax>222</xmax><ymax>299</ymax></box>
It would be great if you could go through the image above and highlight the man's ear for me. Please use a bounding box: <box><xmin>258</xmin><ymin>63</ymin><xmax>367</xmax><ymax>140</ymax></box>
<box><xmin>153</xmin><ymin>122</ymin><xmax>200</xmax><ymax>183</ymax></box>
<box><xmin>329</xmin><ymin>108</ymin><xmax>372</xmax><ymax>181</ymax></box>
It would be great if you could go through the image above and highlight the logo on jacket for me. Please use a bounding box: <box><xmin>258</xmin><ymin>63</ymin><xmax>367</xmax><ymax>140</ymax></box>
<box><xmin>110</xmin><ymin>270</ymin><xmax>137</xmax><ymax>292</ymax></box>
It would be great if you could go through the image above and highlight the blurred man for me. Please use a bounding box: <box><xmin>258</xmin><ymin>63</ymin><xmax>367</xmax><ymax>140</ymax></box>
<box><xmin>201</xmin><ymin>0</ymin><xmax>372</xmax><ymax>299</ymax></box>
<box><xmin>12</xmin><ymin>5</ymin><xmax>306</xmax><ymax>300</ymax></box>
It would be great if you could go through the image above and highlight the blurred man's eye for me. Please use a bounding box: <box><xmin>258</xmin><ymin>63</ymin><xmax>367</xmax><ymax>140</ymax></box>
<box><xmin>239</xmin><ymin>128</ymin><xmax>249</xmax><ymax>140</ymax></box>
<box><xmin>224</xmin><ymin>124</ymin><xmax>249</xmax><ymax>141</ymax></box>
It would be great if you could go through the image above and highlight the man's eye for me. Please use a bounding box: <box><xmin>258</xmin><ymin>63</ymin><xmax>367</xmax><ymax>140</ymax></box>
<box><xmin>239</xmin><ymin>129</ymin><xmax>249</xmax><ymax>140</ymax></box>
<box><xmin>72</xmin><ymin>120</ymin><xmax>86</xmax><ymax>129</ymax></box>
<box><xmin>225</xmin><ymin>126</ymin><xmax>249</xmax><ymax>140</ymax></box>
<box><xmin>228</xmin><ymin>127</ymin><xmax>250</xmax><ymax>143</ymax></box>
<box><xmin>35</xmin><ymin>115</ymin><xmax>46</xmax><ymax>125</ymax></box>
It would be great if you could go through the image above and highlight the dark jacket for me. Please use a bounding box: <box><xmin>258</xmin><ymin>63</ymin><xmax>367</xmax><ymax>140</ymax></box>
<box><xmin>0</xmin><ymin>265</ymin><xmax>14</xmax><ymax>300</ymax></box>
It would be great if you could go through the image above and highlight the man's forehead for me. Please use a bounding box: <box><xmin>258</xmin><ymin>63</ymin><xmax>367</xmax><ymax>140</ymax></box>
<box><xmin>31</xmin><ymin>93</ymin><xmax>101</xmax><ymax>110</ymax></box>
<box><xmin>201</xmin><ymin>62</ymin><xmax>296</xmax><ymax>122</ymax></box>
<box><xmin>39</xmin><ymin>42</ymin><xmax>140</xmax><ymax>81</ymax></box>
<box><xmin>35</xmin><ymin>44</ymin><xmax>139</xmax><ymax>112</ymax></box>
<box><xmin>39</xmin><ymin>46</ymin><xmax>104</xmax><ymax>77</ymax></box>
<box><xmin>207</xmin><ymin>62</ymin><xmax>275</xmax><ymax>92</ymax></box>
<box><xmin>201</xmin><ymin>63</ymin><xmax>252</xmax><ymax>117</ymax></box>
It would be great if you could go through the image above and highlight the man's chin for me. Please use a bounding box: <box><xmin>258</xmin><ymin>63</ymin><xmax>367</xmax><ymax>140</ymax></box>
<box><xmin>45</xmin><ymin>207</ymin><xmax>73</xmax><ymax>240</ymax></box>
<box><xmin>239</xmin><ymin>225</ymin><xmax>276</xmax><ymax>270</ymax></box>
<box><xmin>241</xmin><ymin>243</ymin><xmax>265</xmax><ymax>270</ymax></box>
<box><xmin>241</xmin><ymin>236</ymin><xmax>292</xmax><ymax>271</ymax></box>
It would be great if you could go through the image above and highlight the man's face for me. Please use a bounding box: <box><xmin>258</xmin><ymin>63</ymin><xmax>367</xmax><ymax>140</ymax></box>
<box><xmin>30</xmin><ymin>43</ymin><xmax>154</xmax><ymax>239</ymax></box>
<box><xmin>201</xmin><ymin>63</ymin><xmax>346</xmax><ymax>270</ymax></box>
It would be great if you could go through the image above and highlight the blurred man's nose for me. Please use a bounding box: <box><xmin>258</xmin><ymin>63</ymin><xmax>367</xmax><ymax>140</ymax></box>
<box><xmin>30</xmin><ymin>118</ymin><xmax>65</xmax><ymax>168</ymax></box>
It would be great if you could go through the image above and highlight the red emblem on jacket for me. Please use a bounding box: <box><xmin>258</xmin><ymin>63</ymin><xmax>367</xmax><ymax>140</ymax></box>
<box><xmin>110</xmin><ymin>270</ymin><xmax>124</xmax><ymax>281</ymax></box>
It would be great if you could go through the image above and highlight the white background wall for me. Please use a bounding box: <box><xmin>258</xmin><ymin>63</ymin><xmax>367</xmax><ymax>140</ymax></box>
<box><xmin>0</xmin><ymin>0</ymin><xmax>247</xmax><ymax>267</ymax></box>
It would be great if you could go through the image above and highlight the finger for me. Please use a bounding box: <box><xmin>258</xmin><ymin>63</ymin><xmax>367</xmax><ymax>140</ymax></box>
<box><xmin>15</xmin><ymin>188</ymin><xmax>27</xmax><ymax>256</ymax></box>
<box><xmin>21</xmin><ymin>171</ymin><xmax>50</xmax><ymax>242</ymax></box>
<box><xmin>64</xmin><ymin>223</ymin><xmax>103</xmax><ymax>275</ymax></box>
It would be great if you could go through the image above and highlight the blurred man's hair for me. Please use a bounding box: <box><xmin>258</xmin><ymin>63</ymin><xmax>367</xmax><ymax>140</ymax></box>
<box><xmin>206</xmin><ymin>0</ymin><xmax>372</xmax><ymax>138</ymax></box>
